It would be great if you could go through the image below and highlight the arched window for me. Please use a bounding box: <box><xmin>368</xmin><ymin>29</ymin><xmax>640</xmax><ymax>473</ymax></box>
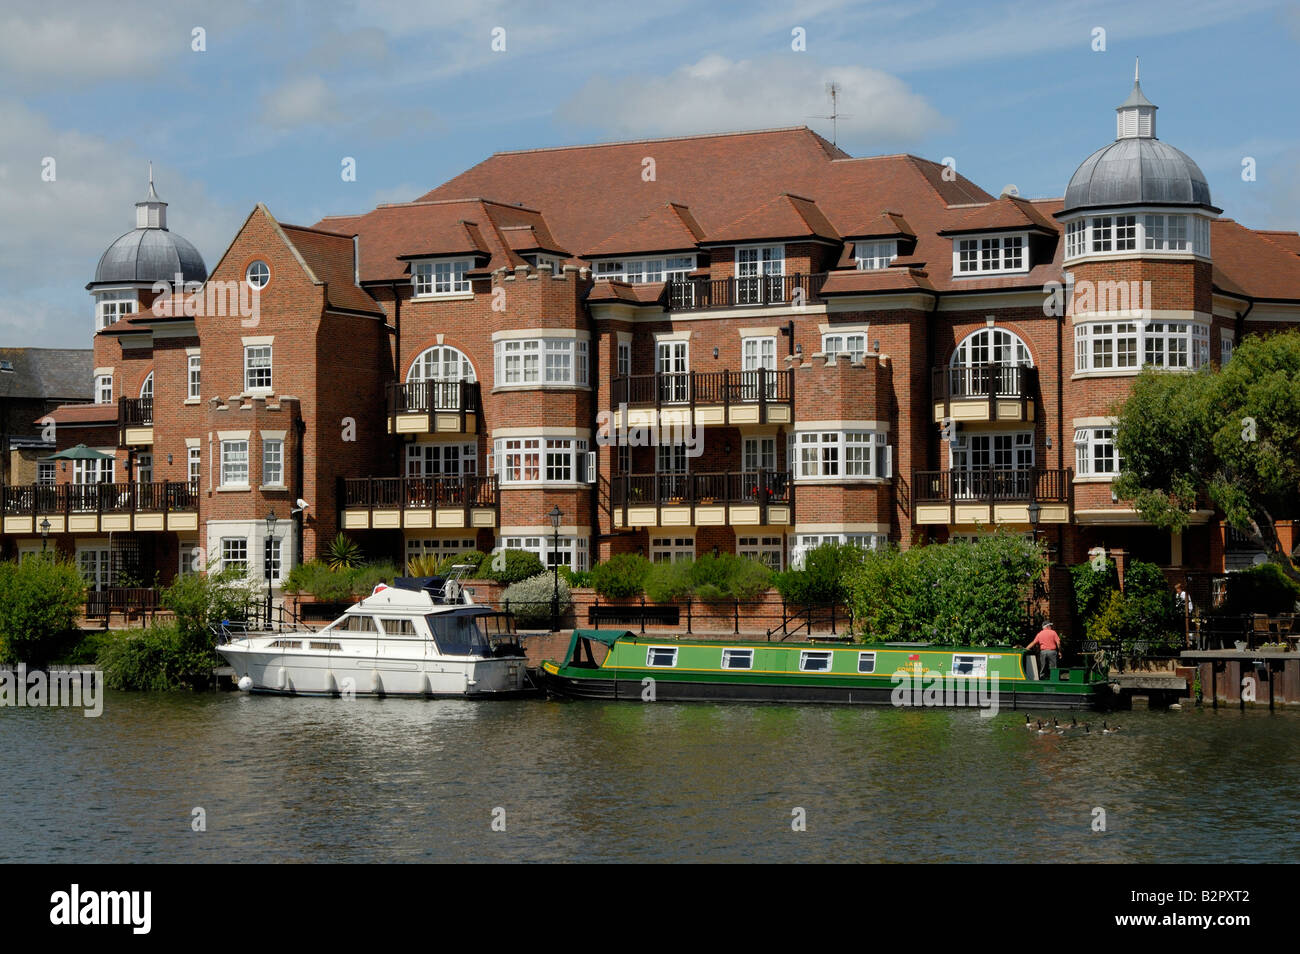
<box><xmin>140</xmin><ymin>371</ymin><xmax>154</xmax><ymax>400</ymax></box>
<box><xmin>949</xmin><ymin>328</ymin><xmax>1032</xmax><ymax>397</ymax></box>
<box><xmin>405</xmin><ymin>346</ymin><xmax>476</xmax><ymax>412</ymax></box>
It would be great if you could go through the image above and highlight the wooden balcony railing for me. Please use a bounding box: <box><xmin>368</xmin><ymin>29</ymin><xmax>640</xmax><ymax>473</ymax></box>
<box><xmin>913</xmin><ymin>468</ymin><xmax>1072</xmax><ymax>505</ymax></box>
<box><xmin>612</xmin><ymin>470</ymin><xmax>793</xmax><ymax>524</ymax></box>
<box><xmin>664</xmin><ymin>273</ymin><xmax>828</xmax><ymax>311</ymax></box>
<box><xmin>932</xmin><ymin>363</ymin><xmax>1037</xmax><ymax>423</ymax></box>
<box><xmin>612</xmin><ymin>368</ymin><xmax>793</xmax><ymax>421</ymax></box>
<box><xmin>340</xmin><ymin>475</ymin><xmax>499</xmax><ymax>514</ymax></box>
<box><xmin>386</xmin><ymin>380</ymin><xmax>480</xmax><ymax>430</ymax></box>
<box><xmin>0</xmin><ymin>479</ymin><xmax>199</xmax><ymax>518</ymax></box>
<box><xmin>117</xmin><ymin>396</ymin><xmax>154</xmax><ymax>426</ymax></box>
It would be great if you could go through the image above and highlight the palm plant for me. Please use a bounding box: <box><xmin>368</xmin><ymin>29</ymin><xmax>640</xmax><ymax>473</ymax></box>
<box><xmin>327</xmin><ymin>533</ymin><xmax>363</xmax><ymax>570</ymax></box>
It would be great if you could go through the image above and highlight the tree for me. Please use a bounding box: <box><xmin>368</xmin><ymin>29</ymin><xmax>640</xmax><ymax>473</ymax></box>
<box><xmin>1113</xmin><ymin>331</ymin><xmax>1300</xmax><ymax>582</ymax></box>
<box><xmin>0</xmin><ymin>557</ymin><xmax>88</xmax><ymax>667</ymax></box>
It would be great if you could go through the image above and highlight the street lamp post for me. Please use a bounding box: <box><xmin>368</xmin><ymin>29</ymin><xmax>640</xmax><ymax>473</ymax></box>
<box><xmin>548</xmin><ymin>505</ymin><xmax>562</xmax><ymax>633</ymax></box>
<box><xmin>40</xmin><ymin>517</ymin><xmax>50</xmax><ymax>554</ymax></box>
<box><xmin>1027</xmin><ymin>500</ymin><xmax>1042</xmax><ymax>629</ymax></box>
<box><xmin>264</xmin><ymin>510</ymin><xmax>278</xmax><ymax>629</ymax></box>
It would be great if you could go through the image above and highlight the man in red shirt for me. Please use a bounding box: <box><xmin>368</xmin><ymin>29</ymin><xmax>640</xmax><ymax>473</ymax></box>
<box><xmin>1027</xmin><ymin>621</ymin><xmax>1061</xmax><ymax>679</ymax></box>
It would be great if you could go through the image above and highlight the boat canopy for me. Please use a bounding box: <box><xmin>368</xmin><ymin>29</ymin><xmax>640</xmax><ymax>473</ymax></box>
<box><xmin>563</xmin><ymin>628</ymin><xmax>632</xmax><ymax>666</ymax></box>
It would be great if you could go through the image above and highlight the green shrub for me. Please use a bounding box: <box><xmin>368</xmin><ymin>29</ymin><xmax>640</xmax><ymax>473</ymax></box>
<box><xmin>0</xmin><ymin>557</ymin><xmax>89</xmax><ymax>666</ymax></box>
<box><xmin>284</xmin><ymin>560</ymin><xmax>399</xmax><ymax>600</ymax></box>
<box><xmin>644</xmin><ymin>560</ymin><xmax>693</xmax><ymax>603</ymax></box>
<box><xmin>559</xmin><ymin>566</ymin><xmax>592</xmax><ymax>588</ymax></box>
<box><xmin>685</xmin><ymin>554</ymin><xmax>772</xmax><ymax>602</ymax></box>
<box><xmin>502</xmin><ymin>572</ymin><xmax>572</xmax><ymax>626</ymax></box>
<box><xmin>1071</xmin><ymin>557</ymin><xmax>1119</xmax><ymax>625</ymax></box>
<box><xmin>479</xmin><ymin>549</ymin><xmax>545</xmax><ymax>585</ymax></box>
<box><xmin>773</xmin><ymin>542</ymin><xmax>866</xmax><ymax>605</ymax></box>
<box><xmin>163</xmin><ymin>568</ymin><xmax>254</xmax><ymax>646</ymax></box>
<box><xmin>846</xmin><ymin>534</ymin><xmax>1046</xmax><ymax>646</ymax></box>
<box><xmin>1218</xmin><ymin>561</ymin><xmax>1300</xmax><ymax>617</ymax></box>
<box><xmin>589</xmin><ymin>553</ymin><xmax>651</xmax><ymax>598</ymax></box>
<box><xmin>97</xmin><ymin>623</ymin><xmax>219</xmax><ymax>692</ymax></box>
<box><xmin>349</xmin><ymin>562</ymin><xmax>399</xmax><ymax>597</ymax></box>
<box><xmin>437</xmin><ymin>550</ymin><xmax>487</xmax><ymax>576</ymax></box>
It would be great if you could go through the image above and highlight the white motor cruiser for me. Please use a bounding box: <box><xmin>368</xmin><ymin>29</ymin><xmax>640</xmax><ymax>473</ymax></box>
<box><xmin>217</xmin><ymin>574</ymin><xmax>535</xmax><ymax>698</ymax></box>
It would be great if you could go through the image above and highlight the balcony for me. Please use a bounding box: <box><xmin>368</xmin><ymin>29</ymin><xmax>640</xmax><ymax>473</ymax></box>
<box><xmin>611</xmin><ymin>470</ymin><xmax>793</xmax><ymax>529</ymax></box>
<box><xmin>611</xmin><ymin>368</ymin><xmax>793</xmax><ymax>428</ymax></box>
<box><xmin>913</xmin><ymin>468</ymin><xmax>1072</xmax><ymax>526</ymax></box>
<box><xmin>118</xmin><ymin>397</ymin><xmax>154</xmax><ymax>445</ymax></box>
<box><xmin>932</xmin><ymin>364</ymin><xmax>1036</xmax><ymax>425</ymax></box>
<box><xmin>664</xmin><ymin>273</ymin><xmax>828</xmax><ymax>312</ymax></box>
<box><xmin>386</xmin><ymin>380</ymin><xmax>480</xmax><ymax>435</ymax></box>
<box><xmin>339</xmin><ymin>475</ymin><xmax>498</xmax><ymax>532</ymax></box>
<box><xmin>0</xmin><ymin>479</ymin><xmax>199</xmax><ymax>535</ymax></box>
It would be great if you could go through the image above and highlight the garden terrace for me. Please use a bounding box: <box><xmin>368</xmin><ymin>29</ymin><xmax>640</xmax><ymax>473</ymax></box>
<box><xmin>611</xmin><ymin>469</ymin><xmax>792</xmax><ymax>528</ymax></box>
<box><xmin>912</xmin><ymin>467</ymin><xmax>1072</xmax><ymax>525</ymax></box>
<box><xmin>386</xmin><ymin>380</ymin><xmax>481</xmax><ymax>435</ymax></box>
<box><xmin>339</xmin><ymin>475</ymin><xmax>499</xmax><ymax>533</ymax></box>
<box><xmin>0</xmin><ymin>480</ymin><xmax>200</xmax><ymax>535</ymax></box>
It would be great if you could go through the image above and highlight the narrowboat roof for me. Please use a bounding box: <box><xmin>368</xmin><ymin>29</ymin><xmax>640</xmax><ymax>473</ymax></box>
<box><xmin>567</xmin><ymin>630</ymin><xmax>1023</xmax><ymax>656</ymax></box>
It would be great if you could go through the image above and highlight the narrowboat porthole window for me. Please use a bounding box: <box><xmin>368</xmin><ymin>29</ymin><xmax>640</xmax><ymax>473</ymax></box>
<box><xmin>952</xmin><ymin>655</ymin><xmax>988</xmax><ymax>677</ymax></box>
<box><xmin>858</xmin><ymin>652</ymin><xmax>876</xmax><ymax>674</ymax></box>
<box><xmin>799</xmin><ymin>650</ymin><xmax>833</xmax><ymax>672</ymax></box>
<box><xmin>647</xmin><ymin>647</ymin><xmax>678</xmax><ymax>667</ymax></box>
<box><xmin>721</xmin><ymin>648</ymin><xmax>753</xmax><ymax>670</ymax></box>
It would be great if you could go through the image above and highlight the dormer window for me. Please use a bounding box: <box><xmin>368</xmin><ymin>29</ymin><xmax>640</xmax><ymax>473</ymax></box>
<box><xmin>412</xmin><ymin>259</ymin><xmax>471</xmax><ymax>297</ymax></box>
<box><xmin>854</xmin><ymin>240</ymin><xmax>897</xmax><ymax>270</ymax></box>
<box><xmin>953</xmin><ymin>234</ymin><xmax>1027</xmax><ymax>275</ymax></box>
<box><xmin>592</xmin><ymin>256</ymin><xmax>695</xmax><ymax>283</ymax></box>
<box><xmin>96</xmin><ymin>292</ymin><xmax>136</xmax><ymax>331</ymax></box>
<box><xmin>529</xmin><ymin>254</ymin><xmax>565</xmax><ymax>273</ymax></box>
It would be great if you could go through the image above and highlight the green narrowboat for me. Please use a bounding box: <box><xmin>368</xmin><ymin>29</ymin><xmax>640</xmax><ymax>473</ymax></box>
<box><xmin>540</xmin><ymin>631</ymin><xmax>1110</xmax><ymax>710</ymax></box>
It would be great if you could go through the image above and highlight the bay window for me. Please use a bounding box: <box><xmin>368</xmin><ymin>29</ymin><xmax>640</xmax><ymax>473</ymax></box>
<box><xmin>220</xmin><ymin>440</ymin><xmax>249</xmax><ymax>488</ymax></box>
<box><xmin>96</xmin><ymin>292</ymin><xmax>136</xmax><ymax>331</ymax></box>
<box><xmin>493</xmin><ymin>437</ymin><xmax>589</xmax><ymax>484</ymax></box>
<box><xmin>1064</xmin><ymin>213</ymin><xmax>1210</xmax><ymax>260</ymax></box>
<box><xmin>495</xmin><ymin>337</ymin><xmax>588</xmax><ymax>387</ymax></box>
<box><xmin>1075</xmin><ymin>321</ymin><xmax>1208</xmax><ymax>371</ymax></box>
<box><xmin>593</xmin><ymin>256</ymin><xmax>695</xmax><ymax>283</ymax></box>
<box><xmin>793</xmin><ymin>431</ymin><xmax>891</xmax><ymax>480</ymax></box>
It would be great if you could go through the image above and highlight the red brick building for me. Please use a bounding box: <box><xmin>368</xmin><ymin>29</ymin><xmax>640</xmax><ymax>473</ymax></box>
<box><xmin>4</xmin><ymin>74</ymin><xmax>1299</xmax><ymax>625</ymax></box>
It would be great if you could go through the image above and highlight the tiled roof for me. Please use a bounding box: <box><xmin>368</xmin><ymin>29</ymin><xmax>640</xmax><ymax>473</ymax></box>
<box><xmin>584</xmin><ymin>202</ymin><xmax>706</xmax><ymax>257</ymax></box>
<box><xmin>39</xmin><ymin>403</ymin><xmax>116</xmax><ymax>426</ymax></box>
<box><xmin>844</xmin><ymin>211</ymin><xmax>915</xmax><ymax>240</ymax></box>
<box><xmin>1212</xmin><ymin>219</ymin><xmax>1300</xmax><ymax>302</ymax></box>
<box><xmin>707</xmin><ymin>193</ymin><xmax>840</xmax><ymax>244</ymax></box>
<box><xmin>586</xmin><ymin>280</ymin><xmax>665</xmax><ymax>305</ymax></box>
<box><xmin>279</xmin><ymin>224</ymin><xmax>385</xmax><ymax>315</ymax></box>
<box><xmin>0</xmin><ymin>348</ymin><xmax>93</xmax><ymax>401</ymax></box>
<box><xmin>939</xmin><ymin>195</ymin><xmax>1059</xmax><ymax>235</ymax></box>
<box><xmin>821</xmin><ymin>267</ymin><xmax>936</xmax><ymax>295</ymax></box>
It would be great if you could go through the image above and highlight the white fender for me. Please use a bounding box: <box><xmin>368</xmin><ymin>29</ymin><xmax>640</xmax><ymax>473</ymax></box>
<box><xmin>275</xmin><ymin>667</ymin><xmax>287</xmax><ymax>690</ymax></box>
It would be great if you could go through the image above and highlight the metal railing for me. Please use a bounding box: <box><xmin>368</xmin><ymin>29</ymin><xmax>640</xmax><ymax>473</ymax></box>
<box><xmin>612</xmin><ymin>368</ymin><xmax>793</xmax><ymax>420</ymax></box>
<box><xmin>664</xmin><ymin>272</ymin><xmax>828</xmax><ymax>311</ymax></box>
<box><xmin>340</xmin><ymin>475</ymin><xmax>499</xmax><ymax>513</ymax></box>
<box><xmin>913</xmin><ymin>467</ymin><xmax>1072</xmax><ymax>505</ymax></box>
<box><xmin>386</xmin><ymin>379</ymin><xmax>480</xmax><ymax>430</ymax></box>
<box><xmin>0</xmin><ymin>479</ymin><xmax>199</xmax><ymax>517</ymax></box>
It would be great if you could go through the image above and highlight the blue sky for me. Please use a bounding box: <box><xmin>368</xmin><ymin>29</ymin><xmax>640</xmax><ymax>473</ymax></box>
<box><xmin>2</xmin><ymin>0</ymin><xmax>1299</xmax><ymax>347</ymax></box>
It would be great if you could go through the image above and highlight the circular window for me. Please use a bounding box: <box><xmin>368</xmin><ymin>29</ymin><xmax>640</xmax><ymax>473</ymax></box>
<box><xmin>246</xmin><ymin>261</ymin><xmax>270</xmax><ymax>289</ymax></box>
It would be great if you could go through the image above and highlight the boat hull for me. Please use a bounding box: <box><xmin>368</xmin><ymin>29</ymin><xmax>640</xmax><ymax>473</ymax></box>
<box><xmin>218</xmin><ymin>645</ymin><xmax>536</xmax><ymax>698</ymax></box>
<box><xmin>539</xmin><ymin>669</ymin><xmax>1104</xmax><ymax>710</ymax></box>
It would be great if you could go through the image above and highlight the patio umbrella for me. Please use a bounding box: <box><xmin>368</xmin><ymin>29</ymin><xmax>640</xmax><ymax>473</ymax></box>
<box><xmin>44</xmin><ymin>444</ymin><xmax>115</xmax><ymax>461</ymax></box>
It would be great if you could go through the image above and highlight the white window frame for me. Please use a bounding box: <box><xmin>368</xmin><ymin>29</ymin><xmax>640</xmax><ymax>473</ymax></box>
<box><xmin>1220</xmin><ymin>331</ymin><xmax>1234</xmax><ymax>365</ymax></box>
<box><xmin>721</xmin><ymin>648</ymin><xmax>754</xmax><ymax>670</ymax></box>
<box><xmin>854</xmin><ymin>240</ymin><xmax>897</xmax><ymax>270</ymax></box>
<box><xmin>1074</xmin><ymin>427</ymin><xmax>1122</xmax><ymax>478</ymax></box>
<box><xmin>221</xmin><ymin>537</ymin><xmax>249</xmax><ymax>576</ymax></box>
<box><xmin>262</xmin><ymin>437</ymin><xmax>284</xmax><ymax>487</ymax></box>
<box><xmin>493</xmin><ymin>437</ymin><xmax>587</xmax><ymax>485</ymax></box>
<box><xmin>96</xmin><ymin>292</ymin><xmax>136</xmax><ymax>331</ymax></box>
<box><xmin>823</xmin><ymin>332</ymin><xmax>868</xmax><ymax>360</ymax></box>
<box><xmin>646</xmin><ymin>646</ymin><xmax>678</xmax><ymax>668</ymax></box>
<box><xmin>188</xmin><ymin>447</ymin><xmax>201</xmax><ymax>484</ymax></box>
<box><xmin>953</xmin><ymin>233</ymin><xmax>1029</xmax><ymax>275</ymax></box>
<box><xmin>737</xmin><ymin>535</ymin><xmax>783</xmax><ymax>570</ymax></box>
<box><xmin>96</xmin><ymin>374</ymin><xmax>113</xmax><ymax>405</ymax></box>
<box><xmin>495</xmin><ymin>338</ymin><xmax>587</xmax><ymax>387</ymax></box>
<box><xmin>799</xmin><ymin>650</ymin><xmax>834</xmax><ymax>673</ymax></box>
<box><xmin>37</xmin><ymin>461</ymin><xmax>56</xmax><ymax>485</ymax></box>
<box><xmin>412</xmin><ymin>258</ymin><xmax>472</xmax><ymax>297</ymax></box>
<box><xmin>793</xmin><ymin>430</ymin><xmax>891</xmax><ymax>480</ymax></box>
<box><xmin>500</xmin><ymin>534</ymin><xmax>588</xmax><ymax>573</ymax></box>
<box><xmin>245</xmin><ymin>261</ymin><xmax>270</xmax><ymax>289</ymax></box>
<box><xmin>858</xmin><ymin>652</ymin><xmax>877</xmax><ymax>674</ymax></box>
<box><xmin>951</xmin><ymin>654</ymin><xmax>988</xmax><ymax>678</ymax></box>
<box><xmin>616</xmin><ymin>341</ymin><xmax>631</xmax><ymax>378</ymax></box>
<box><xmin>406</xmin><ymin>442</ymin><xmax>478</xmax><ymax>478</ymax></box>
<box><xmin>593</xmin><ymin>256</ymin><xmax>695</xmax><ymax>284</ymax></box>
<box><xmin>220</xmin><ymin>439</ymin><xmax>250</xmax><ymax>488</ymax></box>
<box><xmin>406</xmin><ymin>537</ymin><xmax>477</xmax><ymax>563</ymax></box>
<box><xmin>649</xmin><ymin>535</ymin><xmax>694</xmax><ymax>564</ymax></box>
<box><xmin>244</xmin><ymin>345</ymin><xmax>272</xmax><ymax>392</ymax></box>
<box><xmin>188</xmin><ymin>353</ymin><xmax>201</xmax><ymax>400</ymax></box>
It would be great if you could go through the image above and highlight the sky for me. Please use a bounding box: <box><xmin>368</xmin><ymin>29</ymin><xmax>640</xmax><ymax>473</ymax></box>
<box><xmin>2</xmin><ymin>0</ymin><xmax>1299</xmax><ymax>348</ymax></box>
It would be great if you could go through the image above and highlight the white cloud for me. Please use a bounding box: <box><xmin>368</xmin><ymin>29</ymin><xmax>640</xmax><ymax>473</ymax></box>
<box><xmin>0</xmin><ymin>100</ymin><xmax>243</xmax><ymax>347</ymax></box>
<box><xmin>557</xmin><ymin>55</ymin><xmax>948</xmax><ymax>142</ymax></box>
<box><xmin>260</xmin><ymin>75</ymin><xmax>341</xmax><ymax>130</ymax></box>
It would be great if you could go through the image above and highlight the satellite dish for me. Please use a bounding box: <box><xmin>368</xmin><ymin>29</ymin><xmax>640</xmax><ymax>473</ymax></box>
<box><xmin>1001</xmin><ymin>184</ymin><xmax>1020</xmax><ymax>197</ymax></box>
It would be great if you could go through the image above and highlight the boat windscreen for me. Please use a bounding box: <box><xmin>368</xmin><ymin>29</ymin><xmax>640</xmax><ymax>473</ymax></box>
<box><xmin>426</xmin><ymin>613</ymin><xmax>494</xmax><ymax>656</ymax></box>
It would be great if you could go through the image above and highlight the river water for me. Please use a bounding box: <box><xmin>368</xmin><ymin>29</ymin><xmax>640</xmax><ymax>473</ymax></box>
<box><xmin>1</xmin><ymin>692</ymin><xmax>1296</xmax><ymax>863</ymax></box>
